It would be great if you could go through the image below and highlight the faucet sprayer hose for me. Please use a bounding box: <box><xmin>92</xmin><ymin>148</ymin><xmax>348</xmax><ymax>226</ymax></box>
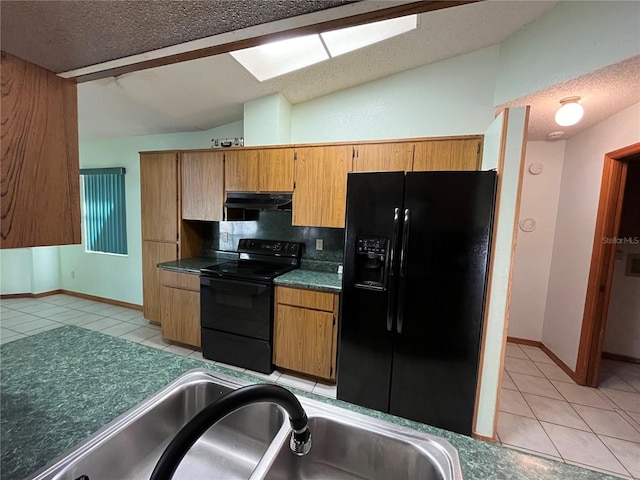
<box><xmin>150</xmin><ymin>384</ymin><xmax>310</xmax><ymax>480</ymax></box>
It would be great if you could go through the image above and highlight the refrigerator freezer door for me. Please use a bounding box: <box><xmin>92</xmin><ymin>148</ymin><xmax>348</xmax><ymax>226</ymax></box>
<box><xmin>337</xmin><ymin>171</ymin><xmax>405</xmax><ymax>413</ymax></box>
<box><xmin>389</xmin><ymin>171</ymin><xmax>497</xmax><ymax>435</ymax></box>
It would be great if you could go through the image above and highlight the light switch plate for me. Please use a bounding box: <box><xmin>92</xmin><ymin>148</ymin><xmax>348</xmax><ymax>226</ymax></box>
<box><xmin>316</xmin><ymin>239</ymin><xmax>323</xmax><ymax>250</ymax></box>
<box><xmin>221</xmin><ymin>232</ymin><xmax>229</xmax><ymax>242</ymax></box>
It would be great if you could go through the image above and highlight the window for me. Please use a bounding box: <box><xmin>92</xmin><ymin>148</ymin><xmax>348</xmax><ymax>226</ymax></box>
<box><xmin>80</xmin><ymin>168</ymin><xmax>128</xmax><ymax>255</ymax></box>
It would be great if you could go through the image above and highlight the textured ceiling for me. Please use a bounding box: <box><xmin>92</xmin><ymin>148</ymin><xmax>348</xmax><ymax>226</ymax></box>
<box><xmin>0</xmin><ymin>0</ymin><xmax>355</xmax><ymax>73</ymax></box>
<box><xmin>76</xmin><ymin>1</ymin><xmax>557</xmax><ymax>139</ymax></box>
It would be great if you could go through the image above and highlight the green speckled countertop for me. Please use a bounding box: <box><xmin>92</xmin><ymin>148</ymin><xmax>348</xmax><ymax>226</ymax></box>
<box><xmin>1</xmin><ymin>328</ymin><xmax>623</xmax><ymax>480</ymax></box>
<box><xmin>157</xmin><ymin>254</ymin><xmax>236</xmax><ymax>273</ymax></box>
<box><xmin>274</xmin><ymin>269</ymin><xmax>343</xmax><ymax>293</ymax></box>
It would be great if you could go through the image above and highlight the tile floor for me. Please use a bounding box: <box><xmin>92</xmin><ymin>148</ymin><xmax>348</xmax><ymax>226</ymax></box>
<box><xmin>498</xmin><ymin>342</ymin><xmax>640</xmax><ymax>479</ymax></box>
<box><xmin>0</xmin><ymin>294</ymin><xmax>337</xmax><ymax>399</ymax></box>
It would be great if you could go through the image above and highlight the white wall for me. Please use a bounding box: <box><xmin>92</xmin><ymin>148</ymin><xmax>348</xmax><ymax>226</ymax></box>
<box><xmin>603</xmin><ymin>243</ymin><xmax>640</xmax><ymax>359</ymax></box>
<box><xmin>58</xmin><ymin>121</ymin><xmax>243</xmax><ymax>305</ymax></box>
<box><xmin>291</xmin><ymin>46</ymin><xmax>499</xmax><ymax>143</ymax></box>
<box><xmin>0</xmin><ymin>249</ymin><xmax>34</xmax><ymax>294</ymax></box>
<box><xmin>474</xmin><ymin>107</ymin><xmax>528</xmax><ymax>438</ymax></box>
<box><xmin>542</xmin><ymin>102</ymin><xmax>640</xmax><ymax>370</ymax></box>
<box><xmin>507</xmin><ymin>141</ymin><xmax>565</xmax><ymax>340</ymax></box>
<box><xmin>243</xmin><ymin>94</ymin><xmax>292</xmax><ymax>146</ymax></box>
<box><xmin>494</xmin><ymin>1</ymin><xmax>640</xmax><ymax>105</ymax></box>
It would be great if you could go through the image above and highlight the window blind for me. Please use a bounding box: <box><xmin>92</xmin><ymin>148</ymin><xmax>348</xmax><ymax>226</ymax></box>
<box><xmin>80</xmin><ymin>168</ymin><xmax>127</xmax><ymax>255</ymax></box>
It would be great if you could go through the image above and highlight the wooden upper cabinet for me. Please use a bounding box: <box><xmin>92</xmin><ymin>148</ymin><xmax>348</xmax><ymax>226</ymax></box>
<box><xmin>225</xmin><ymin>148</ymin><xmax>294</xmax><ymax>192</ymax></box>
<box><xmin>412</xmin><ymin>137</ymin><xmax>482</xmax><ymax>171</ymax></box>
<box><xmin>353</xmin><ymin>143</ymin><xmax>414</xmax><ymax>172</ymax></box>
<box><xmin>140</xmin><ymin>152</ymin><xmax>178</xmax><ymax>242</ymax></box>
<box><xmin>1</xmin><ymin>52</ymin><xmax>80</xmax><ymax>248</ymax></box>
<box><xmin>224</xmin><ymin>149</ymin><xmax>260</xmax><ymax>192</ymax></box>
<box><xmin>259</xmin><ymin>148</ymin><xmax>294</xmax><ymax>192</ymax></box>
<box><xmin>292</xmin><ymin>145</ymin><xmax>353</xmax><ymax>228</ymax></box>
<box><xmin>182</xmin><ymin>151</ymin><xmax>224</xmax><ymax>221</ymax></box>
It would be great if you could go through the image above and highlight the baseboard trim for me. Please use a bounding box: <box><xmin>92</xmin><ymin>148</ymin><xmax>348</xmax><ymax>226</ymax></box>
<box><xmin>59</xmin><ymin>290</ymin><xmax>143</xmax><ymax>311</ymax></box>
<box><xmin>602</xmin><ymin>351</ymin><xmax>640</xmax><ymax>365</ymax></box>
<box><xmin>506</xmin><ymin>336</ymin><xmax>541</xmax><ymax>347</ymax></box>
<box><xmin>1</xmin><ymin>289</ymin><xmax>63</xmax><ymax>299</ymax></box>
<box><xmin>507</xmin><ymin>337</ymin><xmax>582</xmax><ymax>384</ymax></box>
<box><xmin>472</xmin><ymin>433</ymin><xmax>497</xmax><ymax>443</ymax></box>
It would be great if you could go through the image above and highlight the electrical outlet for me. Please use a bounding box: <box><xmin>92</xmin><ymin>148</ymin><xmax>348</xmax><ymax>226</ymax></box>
<box><xmin>222</xmin><ymin>232</ymin><xmax>229</xmax><ymax>242</ymax></box>
<box><xmin>315</xmin><ymin>239</ymin><xmax>323</xmax><ymax>251</ymax></box>
<box><xmin>70</xmin><ymin>271</ymin><xmax>75</xmax><ymax>279</ymax></box>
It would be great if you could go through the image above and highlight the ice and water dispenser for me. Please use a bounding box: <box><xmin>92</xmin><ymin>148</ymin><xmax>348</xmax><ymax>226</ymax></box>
<box><xmin>353</xmin><ymin>236</ymin><xmax>389</xmax><ymax>291</ymax></box>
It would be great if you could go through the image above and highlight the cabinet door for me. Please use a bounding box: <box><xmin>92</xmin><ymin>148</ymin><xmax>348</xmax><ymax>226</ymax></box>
<box><xmin>140</xmin><ymin>153</ymin><xmax>179</xmax><ymax>242</ymax></box>
<box><xmin>224</xmin><ymin>149</ymin><xmax>260</xmax><ymax>192</ymax></box>
<box><xmin>259</xmin><ymin>148</ymin><xmax>294</xmax><ymax>192</ymax></box>
<box><xmin>1</xmin><ymin>52</ymin><xmax>81</xmax><ymax>248</ymax></box>
<box><xmin>182</xmin><ymin>151</ymin><xmax>224</xmax><ymax>221</ymax></box>
<box><xmin>161</xmin><ymin>286</ymin><xmax>201</xmax><ymax>348</ymax></box>
<box><xmin>274</xmin><ymin>304</ymin><xmax>334</xmax><ymax>379</ymax></box>
<box><xmin>292</xmin><ymin>146</ymin><xmax>353</xmax><ymax>228</ymax></box>
<box><xmin>412</xmin><ymin>138</ymin><xmax>481</xmax><ymax>171</ymax></box>
<box><xmin>353</xmin><ymin>143</ymin><xmax>414</xmax><ymax>172</ymax></box>
<box><xmin>142</xmin><ymin>241</ymin><xmax>177</xmax><ymax>323</ymax></box>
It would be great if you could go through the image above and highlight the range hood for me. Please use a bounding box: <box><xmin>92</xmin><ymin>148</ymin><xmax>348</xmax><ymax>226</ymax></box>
<box><xmin>224</xmin><ymin>192</ymin><xmax>292</xmax><ymax>211</ymax></box>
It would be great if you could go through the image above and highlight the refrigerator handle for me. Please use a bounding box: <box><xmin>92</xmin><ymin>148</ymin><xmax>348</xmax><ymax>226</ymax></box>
<box><xmin>397</xmin><ymin>208</ymin><xmax>410</xmax><ymax>334</ymax></box>
<box><xmin>386</xmin><ymin>207</ymin><xmax>401</xmax><ymax>332</ymax></box>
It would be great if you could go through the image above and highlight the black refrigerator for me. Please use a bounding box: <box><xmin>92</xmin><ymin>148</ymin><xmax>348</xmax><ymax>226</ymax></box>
<box><xmin>337</xmin><ymin>170</ymin><xmax>497</xmax><ymax>436</ymax></box>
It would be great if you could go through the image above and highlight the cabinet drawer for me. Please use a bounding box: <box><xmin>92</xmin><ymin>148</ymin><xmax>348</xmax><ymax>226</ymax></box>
<box><xmin>160</xmin><ymin>270</ymin><xmax>200</xmax><ymax>291</ymax></box>
<box><xmin>276</xmin><ymin>286</ymin><xmax>334</xmax><ymax>311</ymax></box>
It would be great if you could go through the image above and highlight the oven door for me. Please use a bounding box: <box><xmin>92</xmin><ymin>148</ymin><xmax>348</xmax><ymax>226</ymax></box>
<box><xmin>200</xmin><ymin>276</ymin><xmax>272</xmax><ymax>340</ymax></box>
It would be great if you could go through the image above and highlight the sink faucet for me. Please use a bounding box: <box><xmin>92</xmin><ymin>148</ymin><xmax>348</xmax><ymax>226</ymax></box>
<box><xmin>149</xmin><ymin>384</ymin><xmax>312</xmax><ymax>480</ymax></box>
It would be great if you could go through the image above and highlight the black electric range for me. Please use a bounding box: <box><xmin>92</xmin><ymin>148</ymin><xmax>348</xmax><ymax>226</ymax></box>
<box><xmin>199</xmin><ymin>239</ymin><xmax>303</xmax><ymax>373</ymax></box>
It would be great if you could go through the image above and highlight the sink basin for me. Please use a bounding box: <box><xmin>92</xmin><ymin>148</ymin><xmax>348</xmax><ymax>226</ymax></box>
<box><xmin>28</xmin><ymin>374</ymin><xmax>286</xmax><ymax>480</ymax></box>
<box><xmin>28</xmin><ymin>369</ymin><xmax>462</xmax><ymax>480</ymax></box>
<box><xmin>258</xmin><ymin>415</ymin><xmax>456</xmax><ymax>480</ymax></box>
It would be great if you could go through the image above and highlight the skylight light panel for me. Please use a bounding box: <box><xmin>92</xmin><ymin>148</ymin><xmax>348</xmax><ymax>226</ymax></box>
<box><xmin>320</xmin><ymin>15</ymin><xmax>417</xmax><ymax>57</ymax></box>
<box><xmin>230</xmin><ymin>34</ymin><xmax>329</xmax><ymax>81</ymax></box>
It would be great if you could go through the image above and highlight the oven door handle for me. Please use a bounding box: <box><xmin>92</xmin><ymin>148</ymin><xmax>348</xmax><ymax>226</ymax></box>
<box><xmin>200</xmin><ymin>276</ymin><xmax>270</xmax><ymax>293</ymax></box>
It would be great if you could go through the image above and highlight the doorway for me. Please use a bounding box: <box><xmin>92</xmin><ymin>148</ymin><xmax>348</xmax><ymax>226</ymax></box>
<box><xmin>576</xmin><ymin>142</ymin><xmax>640</xmax><ymax>388</ymax></box>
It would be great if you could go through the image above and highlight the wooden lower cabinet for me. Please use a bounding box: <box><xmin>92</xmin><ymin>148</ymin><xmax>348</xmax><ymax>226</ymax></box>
<box><xmin>160</xmin><ymin>270</ymin><xmax>201</xmax><ymax>348</ymax></box>
<box><xmin>273</xmin><ymin>286</ymin><xmax>339</xmax><ymax>380</ymax></box>
<box><xmin>142</xmin><ymin>241</ymin><xmax>178</xmax><ymax>324</ymax></box>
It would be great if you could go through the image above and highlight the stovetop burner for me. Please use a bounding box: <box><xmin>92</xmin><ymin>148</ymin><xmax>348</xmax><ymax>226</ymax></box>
<box><xmin>200</xmin><ymin>239</ymin><xmax>303</xmax><ymax>283</ymax></box>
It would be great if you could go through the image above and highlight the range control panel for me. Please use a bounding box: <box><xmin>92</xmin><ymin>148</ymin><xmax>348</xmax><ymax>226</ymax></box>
<box><xmin>237</xmin><ymin>238</ymin><xmax>302</xmax><ymax>257</ymax></box>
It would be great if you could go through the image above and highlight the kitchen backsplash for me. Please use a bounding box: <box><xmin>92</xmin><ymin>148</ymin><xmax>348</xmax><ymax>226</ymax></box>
<box><xmin>201</xmin><ymin>211</ymin><xmax>345</xmax><ymax>262</ymax></box>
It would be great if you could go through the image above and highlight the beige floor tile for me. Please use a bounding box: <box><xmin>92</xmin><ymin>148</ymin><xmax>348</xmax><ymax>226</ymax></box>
<box><xmin>164</xmin><ymin>344</ymin><xmax>195</xmax><ymax>356</ymax></box>
<box><xmin>215</xmin><ymin>362</ymin><xmax>246</xmax><ymax>373</ymax></box>
<box><xmin>36</xmin><ymin>306</ymin><xmax>74</xmax><ymax>319</ymax></box>
<box><xmin>277</xmin><ymin>373</ymin><xmax>316</xmax><ymax>392</ymax></box>
<box><xmin>520</xmin><ymin>346</ymin><xmax>554</xmax><ymax>365</ymax></box>
<box><xmin>312</xmin><ymin>383</ymin><xmax>337</xmax><ymax>398</ymax></box>
<box><xmin>510</xmin><ymin>373</ymin><xmax>564</xmax><ymax>400</ymax></box>
<box><xmin>120</xmin><ymin>326</ymin><xmax>161</xmax><ymax>343</ymax></box>
<box><xmin>0</xmin><ymin>309</ymin><xmax>25</xmax><ymax>320</ymax></box>
<box><xmin>505</xmin><ymin>343</ymin><xmax>529</xmax><ymax>359</ymax></box>
<box><xmin>602</xmin><ymin>360</ymin><xmax>640</xmax><ymax>379</ymax></box>
<box><xmin>100</xmin><ymin>322</ymin><xmax>141</xmax><ymax>338</ymax></box>
<box><xmin>523</xmin><ymin>394</ymin><xmax>589</xmax><ymax>431</ymax></box>
<box><xmin>598</xmin><ymin>369</ymin><xmax>638</xmax><ymax>393</ymax></box>
<box><xmin>12</xmin><ymin>302</ymin><xmax>55</xmax><ymax>314</ymax></box>
<box><xmin>504</xmin><ymin>356</ymin><xmax>544</xmax><ymax>377</ymax></box>
<box><xmin>552</xmin><ymin>381</ymin><xmax>617</xmax><ymax>410</ymax></box>
<box><xmin>572</xmin><ymin>404</ymin><xmax>640</xmax><ymax>443</ymax></box>
<box><xmin>59</xmin><ymin>313</ymin><xmax>108</xmax><ymax>326</ymax></box>
<box><xmin>535</xmin><ymin>362</ymin><xmax>575</xmax><ymax>384</ymax></box>
<box><xmin>502</xmin><ymin>370</ymin><xmax>518</xmax><ymax>390</ymax></box>
<box><xmin>45</xmin><ymin>309</ymin><xmax>87</xmax><ymax>323</ymax></box>
<box><xmin>109</xmin><ymin>309</ymin><xmax>144</xmax><ymax>322</ymax></box>
<box><xmin>598</xmin><ymin>436</ymin><xmax>640</xmax><ymax>478</ymax></box>
<box><xmin>41</xmin><ymin>294</ymin><xmax>81</xmax><ymax>306</ymax></box>
<box><xmin>622</xmin><ymin>411</ymin><xmax>640</xmax><ymax>429</ymax></box>
<box><xmin>499</xmin><ymin>388</ymin><xmax>535</xmax><ymax>418</ymax></box>
<box><xmin>619</xmin><ymin>375</ymin><xmax>640</xmax><ymax>393</ymax></box>
<box><xmin>141</xmin><ymin>334</ymin><xmax>170</xmax><ymax>350</ymax></box>
<box><xmin>81</xmin><ymin>317</ymin><xmax>122</xmax><ymax>332</ymax></box>
<box><xmin>9</xmin><ymin>317</ymin><xmax>58</xmax><ymax>333</ymax></box>
<box><xmin>497</xmin><ymin>412</ymin><xmax>560</xmax><ymax>457</ymax></box>
<box><xmin>564</xmin><ymin>461</ymin><xmax>634</xmax><ymax>479</ymax></box>
<box><xmin>246</xmin><ymin>368</ymin><xmax>282</xmax><ymax>383</ymax></box>
<box><xmin>1</xmin><ymin>313</ymin><xmax>43</xmax><ymax>329</ymax></box>
<box><xmin>601</xmin><ymin>388</ymin><xmax>640</xmax><ymax>414</ymax></box>
<box><xmin>0</xmin><ymin>333</ymin><xmax>26</xmax><ymax>344</ymax></box>
<box><xmin>26</xmin><ymin>324</ymin><xmax>63</xmax><ymax>335</ymax></box>
<box><xmin>541</xmin><ymin>422</ymin><xmax>628</xmax><ymax>476</ymax></box>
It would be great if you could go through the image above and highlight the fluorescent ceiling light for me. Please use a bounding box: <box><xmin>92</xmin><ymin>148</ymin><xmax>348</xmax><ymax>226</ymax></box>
<box><xmin>321</xmin><ymin>15</ymin><xmax>417</xmax><ymax>57</ymax></box>
<box><xmin>230</xmin><ymin>34</ymin><xmax>328</xmax><ymax>81</ymax></box>
<box><xmin>231</xmin><ymin>15</ymin><xmax>417</xmax><ymax>81</ymax></box>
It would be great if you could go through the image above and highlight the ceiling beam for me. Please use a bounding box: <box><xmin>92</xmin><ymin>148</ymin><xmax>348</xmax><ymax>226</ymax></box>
<box><xmin>67</xmin><ymin>1</ymin><xmax>476</xmax><ymax>83</ymax></box>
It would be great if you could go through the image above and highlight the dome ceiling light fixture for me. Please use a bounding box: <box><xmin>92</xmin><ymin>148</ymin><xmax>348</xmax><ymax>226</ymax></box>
<box><xmin>554</xmin><ymin>96</ymin><xmax>584</xmax><ymax>127</ymax></box>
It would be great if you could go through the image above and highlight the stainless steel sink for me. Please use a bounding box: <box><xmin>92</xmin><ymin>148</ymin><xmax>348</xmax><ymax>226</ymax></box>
<box><xmin>29</xmin><ymin>369</ymin><xmax>462</xmax><ymax>480</ymax></box>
